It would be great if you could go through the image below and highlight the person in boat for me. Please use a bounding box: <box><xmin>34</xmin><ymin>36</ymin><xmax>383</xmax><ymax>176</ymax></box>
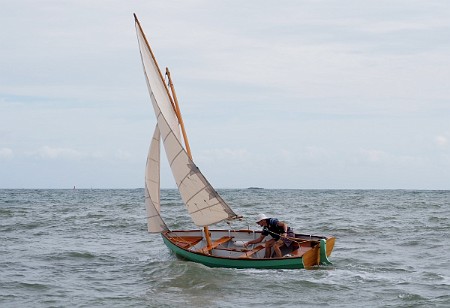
<box><xmin>243</xmin><ymin>213</ymin><xmax>294</xmax><ymax>258</ymax></box>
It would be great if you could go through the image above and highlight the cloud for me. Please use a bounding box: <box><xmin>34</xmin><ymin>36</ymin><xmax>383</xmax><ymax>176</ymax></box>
<box><xmin>0</xmin><ymin>148</ymin><xmax>14</xmax><ymax>159</ymax></box>
<box><xmin>360</xmin><ymin>149</ymin><xmax>388</xmax><ymax>163</ymax></box>
<box><xmin>361</xmin><ymin>20</ymin><xmax>449</xmax><ymax>34</ymax></box>
<box><xmin>1</xmin><ymin>1</ymin><xmax>450</xmax><ymax>189</ymax></box>
<box><xmin>30</xmin><ymin>146</ymin><xmax>86</xmax><ymax>160</ymax></box>
<box><xmin>115</xmin><ymin>149</ymin><xmax>133</xmax><ymax>161</ymax></box>
<box><xmin>198</xmin><ymin>148</ymin><xmax>251</xmax><ymax>164</ymax></box>
<box><xmin>435</xmin><ymin>135</ymin><xmax>448</xmax><ymax>147</ymax></box>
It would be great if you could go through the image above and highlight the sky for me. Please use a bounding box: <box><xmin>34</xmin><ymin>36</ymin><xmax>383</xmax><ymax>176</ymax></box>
<box><xmin>1</xmin><ymin>0</ymin><xmax>449</xmax><ymax>189</ymax></box>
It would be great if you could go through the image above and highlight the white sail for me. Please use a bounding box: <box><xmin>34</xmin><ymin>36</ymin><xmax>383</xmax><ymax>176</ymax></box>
<box><xmin>135</xmin><ymin>16</ymin><xmax>239</xmax><ymax>227</ymax></box>
<box><xmin>145</xmin><ymin>125</ymin><xmax>168</xmax><ymax>233</ymax></box>
<box><xmin>135</xmin><ymin>24</ymin><xmax>182</xmax><ymax>144</ymax></box>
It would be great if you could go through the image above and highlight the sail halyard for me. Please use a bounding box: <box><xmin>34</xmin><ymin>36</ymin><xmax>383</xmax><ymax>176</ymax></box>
<box><xmin>135</xmin><ymin>14</ymin><xmax>240</xmax><ymax>228</ymax></box>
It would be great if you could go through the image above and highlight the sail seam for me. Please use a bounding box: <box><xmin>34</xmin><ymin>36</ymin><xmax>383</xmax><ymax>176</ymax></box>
<box><xmin>145</xmin><ymin>195</ymin><xmax>159</xmax><ymax>202</ymax></box>
<box><xmin>189</xmin><ymin>201</ymin><xmax>222</xmax><ymax>215</ymax></box>
<box><xmin>146</xmin><ymin>213</ymin><xmax>162</xmax><ymax>218</ymax></box>
<box><xmin>156</xmin><ymin>115</ymin><xmax>172</xmax><ymax>143</ymax></box>
<box><xmin>185</xmin><ymin>186</ymin><xmax>212</xmax><ymax>206</ymax></box>
<box><xmin>169</xmin><ymin>149</ymin><xmax>184</xmax><ymax>167</ymax></box>
<box><xmin>178</xmin><ymin>172</ymin><xmax>191</xmax><ymax>188</ymax></box>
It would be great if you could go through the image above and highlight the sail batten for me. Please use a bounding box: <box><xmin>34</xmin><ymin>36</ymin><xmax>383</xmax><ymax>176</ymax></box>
<box><xmin>168</xmin><ymin>148</ymin><xmax>184</xmax><ymax>167</ymax></box>
<box><xmin>190</xmin><ymin>202</ymin><xmax>222</xmax><ymax>214</ymax></box>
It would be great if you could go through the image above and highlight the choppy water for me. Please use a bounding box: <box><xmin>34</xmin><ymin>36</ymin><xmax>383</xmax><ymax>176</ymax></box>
<box><xmin>1</xmin><ymin>189</ymin><xmax>449</xmax><ymax>307</ymax></box>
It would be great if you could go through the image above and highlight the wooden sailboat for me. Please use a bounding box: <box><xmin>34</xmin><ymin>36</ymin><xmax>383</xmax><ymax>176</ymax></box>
<box><xmin>134</xmin><ymin>14</ymin><xmax>335</xmax><ymax>269</ymax></box>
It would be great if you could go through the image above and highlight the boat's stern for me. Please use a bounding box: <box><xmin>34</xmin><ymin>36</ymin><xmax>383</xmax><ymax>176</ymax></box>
<box><xmin>302</xmin><ymin>236</ymin><xmax>335</xmax><ymax>268</ymax></box>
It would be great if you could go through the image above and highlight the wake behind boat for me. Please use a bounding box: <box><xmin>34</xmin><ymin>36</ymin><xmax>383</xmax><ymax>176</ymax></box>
<box><xmin>134</xmin><ymin>14</ymin><xmax>335</xmax><ymax>269</ymax></box>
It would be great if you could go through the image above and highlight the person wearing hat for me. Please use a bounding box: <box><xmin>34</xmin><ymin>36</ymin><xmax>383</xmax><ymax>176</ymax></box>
<box><xmin>243</xmin><ymin>213</ymin><xmax>294</xmax><ymax>258</ymax></box>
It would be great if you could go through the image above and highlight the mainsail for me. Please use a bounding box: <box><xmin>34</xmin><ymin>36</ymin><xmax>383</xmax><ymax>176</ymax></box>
<box><xmin>135</xmin><ymin>15</ymin><xmax>239</xmax><ymax>227</ymax></box>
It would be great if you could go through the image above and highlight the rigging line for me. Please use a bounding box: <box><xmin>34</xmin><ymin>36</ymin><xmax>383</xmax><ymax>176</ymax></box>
<box><xmin>264</xmin><ymin>228</ymin><xmax>311</xmax><ymax>244</ymax></box>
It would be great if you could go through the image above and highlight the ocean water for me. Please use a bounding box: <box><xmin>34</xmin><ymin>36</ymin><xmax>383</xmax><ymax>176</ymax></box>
<box><xmin>1</xmin><ymin>189</ymin><xmax>449</xmax><ymax>307</ymax></box>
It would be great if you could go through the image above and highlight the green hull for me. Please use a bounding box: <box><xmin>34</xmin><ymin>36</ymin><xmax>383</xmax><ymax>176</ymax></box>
<box><xmin>161</xmin><ymin>232</ymin><xmax>334</xmax><ymax>269</ymax></box>
<box><xmin>162</xmin><ymin>234</ymin><xmax>304</xmax><ymax>269</ymax></box>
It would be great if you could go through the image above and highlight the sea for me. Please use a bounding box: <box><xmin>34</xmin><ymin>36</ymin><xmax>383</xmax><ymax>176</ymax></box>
<box><xmin>1</xmin><ymin>189</ymin><xmax>449</xmax><ymax>307</ymax></box>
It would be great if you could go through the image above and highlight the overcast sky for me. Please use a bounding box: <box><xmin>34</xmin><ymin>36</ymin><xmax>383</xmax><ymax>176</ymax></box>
<box><xmin>1</xmin><ymin>1</ymin><xmax>449</xmax><ymax>189</ymax></box>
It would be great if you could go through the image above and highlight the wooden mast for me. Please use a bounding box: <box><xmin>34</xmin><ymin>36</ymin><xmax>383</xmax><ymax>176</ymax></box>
<box><xmin>165</xmin><ymin>67</ymin><xmax>213</xmax><ymax>254</ymax></box>
<box><xmin>165</xmin><ymin>68</ymin><xmax>192</xmax><ymax>158</ymax></box>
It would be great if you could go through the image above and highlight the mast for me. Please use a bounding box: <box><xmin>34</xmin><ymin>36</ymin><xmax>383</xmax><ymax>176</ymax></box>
<box><xmin>165</xmin><ymin>68</ymin><xmax>192</xmax><ymax>158</ymax></box>
<box><xmin>165</xmin><ymin>67</ymin><xmax>213</xmax><ymax>253</ymax></box>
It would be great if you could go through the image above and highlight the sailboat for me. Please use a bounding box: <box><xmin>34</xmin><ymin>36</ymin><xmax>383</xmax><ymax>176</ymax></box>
<box><xmin>134</xmin><ymin>14</ymin><xmax>335</xmax><ymax>269</ymax></box>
